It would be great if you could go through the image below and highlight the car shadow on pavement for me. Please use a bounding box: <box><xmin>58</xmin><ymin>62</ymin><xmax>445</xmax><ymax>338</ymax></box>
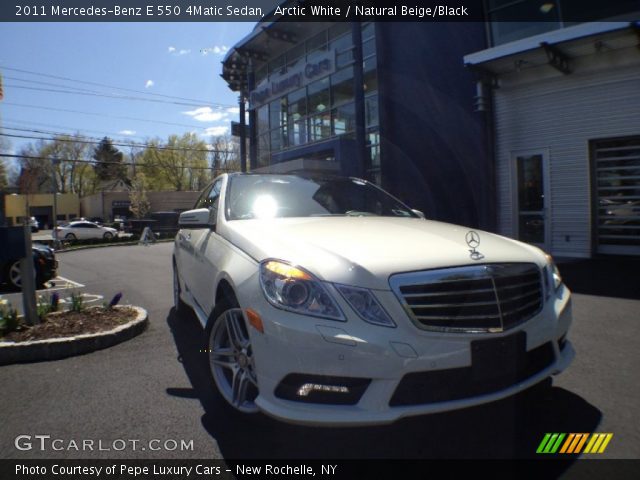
<box><xmin>166</xmin><ymin>309</ymin><xmax>601</xmax><ymax>465</ymax></box>
<box><xmin>558</xmin><ymin>257</ymin><xmax>640</xmax><ymax>300</ymax></box>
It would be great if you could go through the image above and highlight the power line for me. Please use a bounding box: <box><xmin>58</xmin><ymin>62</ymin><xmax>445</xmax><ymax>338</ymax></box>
<box><xmin>0</xmin><ymin>64</ymin><xmax>236</xmax><ymax>108</ymax></box>
<box><xmin>2</xmin><ymin>119</ymin><xmax>150</xmax><ymax>141</ymax></box>
<box><xmin>2</xmin><ymin>101</ymin><xmax>217</xmax><ymax>130</ymax></box>
<box><xmin>0</xmin><ymin>153</ymin><xmax>239</xmax><ymax>172</ymax></box>
<box><xmin>4</xmin><ymin>83</ymin><xmax>225</xmax><ymax>108</ymax></box>
<box><xmin>0</xmin><ymin>131</ymin><xmax>234</xmax><ymax>155</ymax></box>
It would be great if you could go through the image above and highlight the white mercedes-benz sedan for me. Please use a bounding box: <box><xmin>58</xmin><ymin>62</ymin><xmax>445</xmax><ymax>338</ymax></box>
<box><xmin>172</xmin><ymin>173</ymin><xmax>574</xmax><ymax>425</ymax></box>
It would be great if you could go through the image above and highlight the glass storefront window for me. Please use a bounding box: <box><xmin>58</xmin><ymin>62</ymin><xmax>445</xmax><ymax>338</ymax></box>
<box><xmin>257</xmin><ymin>133</ymin><xmax>270</xmax><ymax>167</ymax></box>
<box><xmin>269</xmin><ymin>54</ymin><xmax>285</xmax><ymax>75</ymax></box>
<box><xmin>290</xmin><ymin>119</ymin><xmax>308</xmax><ymax>146</ymax></box>
<box><xmin>270</xmin><ymin>128</ymin><xmax>284</xmax><ymax>151</ymax></box>
<box><xmin>257</xmin><ymin>105</ymin><xmax>269</xmax><ymax>137</ymax></box>
<box><xmin>362</xmin><ymin>23</ymin><xmax>375</xmax><ymax>41</ymax></box>
<box><xmin>337</xmin><ymin>50</ymin><xmax>354</xmax><ymax>69</ymax></box>
<box><xmin>330</xmin><ymin>33</ymin><xmax>352</xmax><ymax>53</ymax></box>
<box><xmin>309</xmin><ymin>112</ymin><xmax>332</xmax><ymax>141</ymax></box>
<box><xmin>286</xmin><ymin>43</ymin><xmax>305</xmax><ymax>69</ymax></box>
<box><xmin>308</xmin><ymin>77</ymin><xmax>330</xmax><ymax>114</ymax></box>
<box><xmin>269</xmin><ymin>98</ymin><xmax>287</xmax><ymax>130</ymax></box>
<box><xmin>331</xmin><ymin>67</ymin><xmax>354</xmax><ymax>106</ymax></box>
<box><xmin>362</xmin><ymin>38</ymin><xmax>376</xmax><ymax>59</ymax></box>
<box><xmin>306</xmin><ymin>31</ymin><xmax>328</xmax><ymax>57</ymax></box>
<box><xmin>368</xmin><ymin>145</ymin><xmax>381</xmax><ymax>168</ymax></box>
<box><xmin>365</xmin><ymin>95</ymin><xmax>379</xmax><ymax>128</ymax></box>
<box><xmin>329</xmin><ymin>23</ymin><xmax>351</xmax><ymax>40</ymax></box>
<box><xmin>363</xmin><ymin>57</ymin><xmax>378</xmax><ymax>93</ymax></box>
<box><xmin>288</xmin><ymin>88</ymin><xmax>307</xmax><ymax>118</ymax></box>
<box><xmin>333</xmin><ymin>103</ymin><xmax>355</xmax><ymax>135</ymax></box>
<box><xmin>255</xmin><ymin>66</ymin><xmax>267</xmax><ymax>86</ymax></box>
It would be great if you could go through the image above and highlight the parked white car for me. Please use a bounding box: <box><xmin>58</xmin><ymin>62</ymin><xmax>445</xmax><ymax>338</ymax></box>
<box><xmin>54</xmin><ymin>221</ymin><xmax>118</xmax><ymax>241</ymax></box>
<box><xmin>173</xmin><ymin>173</ymin><xmax>574</xmax><ymax>425</ymax></box>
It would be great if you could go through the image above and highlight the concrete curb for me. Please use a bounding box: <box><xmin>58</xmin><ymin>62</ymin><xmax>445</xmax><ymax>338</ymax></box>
<box><xmin>0</xmin><ymin>306</ymin><xmax>148</xmax><ymax>365</ymax></box>
<box><xmin>54</xmin><ymin>238</ymin><xmax>173</xmax><ymax>253</ymax></box>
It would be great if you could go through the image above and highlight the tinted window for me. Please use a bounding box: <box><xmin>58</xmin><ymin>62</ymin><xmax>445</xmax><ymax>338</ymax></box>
<box><xmin>226</xmin><ymin>175</ymin><xmax>417</xmax><ymax>220</ymax></box>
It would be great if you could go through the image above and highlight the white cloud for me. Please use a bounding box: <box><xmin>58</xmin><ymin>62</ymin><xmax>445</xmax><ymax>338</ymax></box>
<box><xmin>201</xmin><ymin>45</ymin><xmax>229</xmax><ymax>56</ymax></box>
<box><xmin>145</xmin><ymin>80</ymin><xmax>154</xmax><ymax>89</ymax></box>
<box><xmin>203</xmin><ymin>126</ymin><xmax>229</xmax><ymax>136</ymax></box>
<box><xmin>119</xmin><ymin>130</ymin><xmax>136</xmax><ymax>136</ymax></box>
<box><xmin>168</xmin><ymin>46</ymin><xmax>191</xmax><ymax>56</ymax></box>
<box><xmin>226</xmin><ymin>107</ymin><xmax>240</xmax><ymax>115</ymax></box>
<box><xmin>182</xmin><ymin>106</ymin><xmax>228</xmax><ymax>123</ymax></box>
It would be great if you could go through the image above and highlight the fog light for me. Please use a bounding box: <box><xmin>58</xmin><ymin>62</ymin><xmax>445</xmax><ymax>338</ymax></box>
<box><xmin>297</xmin><ymin>383</ymin><xmax>350</xmax><ymax>397</ymax></box>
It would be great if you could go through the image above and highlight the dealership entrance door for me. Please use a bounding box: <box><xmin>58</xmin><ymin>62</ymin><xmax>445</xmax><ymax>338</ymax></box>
<box><xmin>593</xmin><ymin>137</ymin><xmax>640</xmax><ymax>256</ymax></box>
<box><xmin>514</xmin><ymin>151</ymin><xmax>550</xmax><ymax>251</ymax></box>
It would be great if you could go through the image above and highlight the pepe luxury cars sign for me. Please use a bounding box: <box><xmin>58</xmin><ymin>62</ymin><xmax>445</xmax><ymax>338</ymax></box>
<box><xmin>173</xmin><ymin>173</ymin><xmax>574</xmax><ymax>425</ymax></box>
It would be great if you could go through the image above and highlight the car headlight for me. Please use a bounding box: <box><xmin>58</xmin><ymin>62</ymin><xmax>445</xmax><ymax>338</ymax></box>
<box><xmin>545</xmin><ymin>254</ymin><xmax>563</xmax><ymax>294</ymax></box>
<box><xmin>259</xmin><ymin>260</ymin><xmax>344</xmax><ymax>321</ymax></box>
<box><xmin>335</xmin><ymin>284</ymin><xmax>396</xmax><ymax>328</ymax></box>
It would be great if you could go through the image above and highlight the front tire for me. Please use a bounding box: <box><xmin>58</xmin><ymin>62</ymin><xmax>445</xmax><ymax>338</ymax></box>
<box><xmin>103</xmin><ymin>232</ymin><xmax>114</xmax><ymax>240</ymax></box>
<box><xmin>65</xmin><ymin>233</ymin><xmax>76</xmax><ymax>241</ymax></box>
<box><xmin>207</xmin><ymin>306</ymin><xmax>259</xmax><ymax>414</ymax></box>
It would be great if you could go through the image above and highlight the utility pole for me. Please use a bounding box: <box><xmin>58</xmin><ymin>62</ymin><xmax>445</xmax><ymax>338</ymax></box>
<box><xmin>21</xmin><ymin>222</ymin><xmax>39</xmax><ymax>325</ymax></box>
<box><xmin>52</xmin><ymin>158</ymin><xmax>60</xmax><ymax>249</ymax></box>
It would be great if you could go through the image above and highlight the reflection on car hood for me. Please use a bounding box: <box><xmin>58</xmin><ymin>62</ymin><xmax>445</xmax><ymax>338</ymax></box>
<box><xmin>223</xmin><ymin>217</ymin><xmax>546</xmax><ymax>290</ymax></box>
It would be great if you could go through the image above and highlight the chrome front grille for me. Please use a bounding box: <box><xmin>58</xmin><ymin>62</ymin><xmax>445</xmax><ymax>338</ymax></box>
<box><xmin>390</xmin><ymin>263</ymin><xmax>543</xmax><ymax>333</ymax></box>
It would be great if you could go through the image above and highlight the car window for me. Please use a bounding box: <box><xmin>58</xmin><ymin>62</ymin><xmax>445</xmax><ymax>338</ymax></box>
<box><xmin>226</xmin><ymin>175</ymin><xmax>417</xmax><ymax>220</ymax></box>
<box><xmin>205</xmin><ymin>179</ymin><xmax>223</xmax><ymax>223</ymax></box>
<box><xmin>194</xmin><ymin>184</ymin><xmax>214</xmax><ymax>209</ymax></box>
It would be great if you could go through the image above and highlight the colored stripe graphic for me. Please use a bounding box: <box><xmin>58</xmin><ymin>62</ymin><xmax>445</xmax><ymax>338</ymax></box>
<box><xmin>537</xmin><ymin>433</ymin><xmax>613</xmax><ymax>454</ymax></box>
<box><xmin>536</xmin><ymin>433</ymin><xmax>552</xmax><ymax>454</ymax></box>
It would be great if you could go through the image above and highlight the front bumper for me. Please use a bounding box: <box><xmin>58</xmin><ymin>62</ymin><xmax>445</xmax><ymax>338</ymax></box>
<box><xmin>238</xmin><ymin>278</ymin><xmax>574</xmax><ymax>426</ymax></box>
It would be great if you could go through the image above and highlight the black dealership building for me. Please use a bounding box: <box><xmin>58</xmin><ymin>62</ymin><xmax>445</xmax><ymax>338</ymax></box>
<box><xmin>221</xmin><ymin>20</ymin><xmax>493</xmax><ymax>231</ymax></box>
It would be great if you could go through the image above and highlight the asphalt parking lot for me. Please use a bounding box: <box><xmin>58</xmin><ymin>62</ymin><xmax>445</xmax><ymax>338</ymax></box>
<box><xmin>1</xmin><ymin>243</ymin><xmax>638</xmax><ymax>465</ymax></box>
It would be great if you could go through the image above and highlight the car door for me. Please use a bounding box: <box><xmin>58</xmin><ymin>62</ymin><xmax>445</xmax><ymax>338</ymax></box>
<box><xmin>84</xmin><ymin>223</ymin><xmax>101</xmax><ymax>239</ymax></box>
<box><xmin>177</xmin><ymin>182</ymin><xmax>214</xmax><ymax>302</ymax></box>
<box><xmin>190</xmin><ymin>177</ymin><xmax>225</xmax><ymax>316</ymax></box>
<box><xmin>70</xmin><ymin>223</ymin><xmax>89</xmax><ymax>239</ymax></box>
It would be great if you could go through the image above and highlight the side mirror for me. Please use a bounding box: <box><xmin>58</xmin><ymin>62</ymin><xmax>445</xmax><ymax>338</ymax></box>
<box><xmin>411</xmin><ymin>209</ymin><xmax>426</xmax><ymax>219</ymax></box>
<box><xmin>178</xmin><ymin>208</ymin><xmax>212</xmax><ymax>228</ymax></box>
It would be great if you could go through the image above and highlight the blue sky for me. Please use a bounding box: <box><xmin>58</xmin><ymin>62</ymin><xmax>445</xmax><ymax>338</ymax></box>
<box><xmin>0</xmin><ymin>22</ymin><xmax>255</xmax><ymax>158</ymax></box>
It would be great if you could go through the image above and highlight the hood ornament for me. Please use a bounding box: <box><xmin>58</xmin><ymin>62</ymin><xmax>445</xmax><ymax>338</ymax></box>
<box><xmin>465</xmin><ymin>230</ymin><xmax>484</xmax><ymax>261</ymax></box>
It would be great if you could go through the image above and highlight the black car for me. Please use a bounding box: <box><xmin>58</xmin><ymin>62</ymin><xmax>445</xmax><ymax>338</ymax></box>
<box><xmin>1</xmin><ymin>243</ymin><xmax>57</xmax><ymax>290</ymax></box>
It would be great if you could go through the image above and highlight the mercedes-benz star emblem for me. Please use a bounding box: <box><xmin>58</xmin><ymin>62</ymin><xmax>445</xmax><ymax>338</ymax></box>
<box><xmin>465</xmin><ymin>231</ymin><xmax>480</xmax><ymax>249</ymax></box>
<box><xmin>465</xmin><ymin>230</ymin><xmax>484</xmax><ymax>260</ymax></box>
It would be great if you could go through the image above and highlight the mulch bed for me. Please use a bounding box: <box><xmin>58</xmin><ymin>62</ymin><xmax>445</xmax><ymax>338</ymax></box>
<box><xmin>1</xmin><ymin>307</ymin><xmax>138</xmax><ymax>343</ymax></box>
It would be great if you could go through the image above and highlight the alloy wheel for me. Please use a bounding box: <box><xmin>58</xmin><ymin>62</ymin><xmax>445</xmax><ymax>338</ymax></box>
<box><xmin>209</xmin><ymin>308</ymin><xmax>259</xmax><ymax>413</ymax></box>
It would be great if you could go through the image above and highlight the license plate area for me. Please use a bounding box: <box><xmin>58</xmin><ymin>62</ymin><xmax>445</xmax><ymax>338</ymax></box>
<box><xmin>471</xmin><ymin>331</ymin><xmax>526</xmax><ymax>386</ymax></box>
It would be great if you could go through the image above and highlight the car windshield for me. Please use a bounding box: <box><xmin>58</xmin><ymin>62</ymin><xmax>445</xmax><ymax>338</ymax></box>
<box><xmin>226</xmin><ymin>174</ymin><xmax>418</xmax><ymax>220</ymax></box>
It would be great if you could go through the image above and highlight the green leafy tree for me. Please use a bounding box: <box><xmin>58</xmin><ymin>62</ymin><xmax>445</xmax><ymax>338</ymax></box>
<box><xmin>140</xmin><ymin>133</ymin><xmax>209</xmax><ymax>191</ymax></box>
<box><xmin>129</xmin><ymin>173</ymin><xmax>151</xmax><ymax>219</ymax></box>
<box><xmin>93</xmin><ymin>137</ymin><xmax>127</xmax><ymax>181</ymax></box>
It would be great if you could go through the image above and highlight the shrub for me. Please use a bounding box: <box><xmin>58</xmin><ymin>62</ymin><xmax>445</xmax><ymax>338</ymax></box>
<box><xmin>0</xmin><ymin>299</ymin><xmax>20</xmax><ymax>334</ymax></box>
<box><xmin>70</xmin><ymin>291</ymin><xmax>84</xmax><ymax>312</ymax></box>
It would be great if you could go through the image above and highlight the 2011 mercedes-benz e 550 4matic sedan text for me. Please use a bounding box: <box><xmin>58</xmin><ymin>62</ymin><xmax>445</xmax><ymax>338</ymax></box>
<box><xmin>172</xmin><ymin>173</ymin><xmax>573</xmax><ymax>425</ymax></box>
